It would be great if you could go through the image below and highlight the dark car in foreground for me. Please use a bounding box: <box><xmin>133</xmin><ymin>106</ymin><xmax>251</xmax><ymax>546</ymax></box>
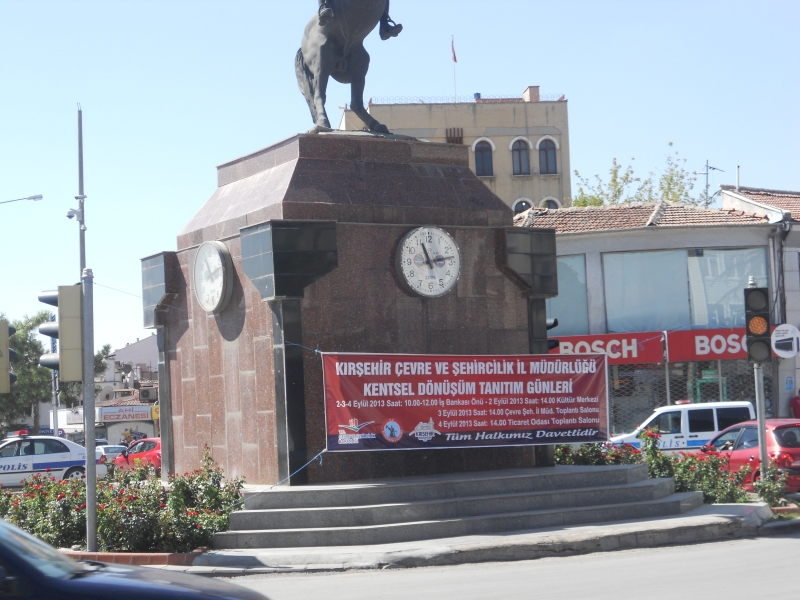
<box><xmin>705</xmin><ymin>418</ymin><xmax>800</xmax><ymax>492</ymax></box>
<box><xmin>0</xmin><ymin>519</ymin><xmax>267</xmax><ymax>599</ymax></box>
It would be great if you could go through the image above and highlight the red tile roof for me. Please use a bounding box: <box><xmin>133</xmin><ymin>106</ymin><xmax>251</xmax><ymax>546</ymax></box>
<box><xmin>725</xmin><ymin>187</ymin><xmax>800</xmax><ymax>221</ymax></box>
<box><xmin>514</xmin><ymin>202</ymin><xmax>769</xmax><ymax>233</ymax></box>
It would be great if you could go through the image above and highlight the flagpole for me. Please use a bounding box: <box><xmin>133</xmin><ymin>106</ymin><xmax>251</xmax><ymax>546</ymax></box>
<box><xmin>452</xmin><ymin>36</ymin><xmax>457</xmax><ymax>103</ymax></box>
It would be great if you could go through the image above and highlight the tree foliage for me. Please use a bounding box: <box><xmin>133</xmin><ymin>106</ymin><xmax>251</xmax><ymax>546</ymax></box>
<box><xmin>0</xmin><ymin>312</ymin><xmax>53</xmax><ymax>434</ymax></box>
<box><xmin>572</xmin><ymin>143</ymin><xmax>702</xmax><ymax>207</ymax></box>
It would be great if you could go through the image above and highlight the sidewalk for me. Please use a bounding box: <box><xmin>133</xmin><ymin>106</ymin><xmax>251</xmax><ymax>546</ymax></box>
<box><xmin>148</xmin><ymin>503</ymin><xmax>800</xmax><ymax>577</ymax></box>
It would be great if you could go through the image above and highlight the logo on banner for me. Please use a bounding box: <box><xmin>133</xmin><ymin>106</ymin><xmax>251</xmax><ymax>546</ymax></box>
<box><xmin>339</xmin><ymin>419</ymin><xmax>375</xmax><ymax>433</ymax></box>
<box><xmin>382</xmin><ymin>419</ymin><xmax>403</xmax><ymax>443</ymax></box>
<box><xmin>337</xmin><ymin>419</ymin><xmax>377</xmax><ymax>446</ymax></box>
<box><xmin>409</xmin><ymin>419</ymin><xmax>441</xmax><ymax>443</ymax></box>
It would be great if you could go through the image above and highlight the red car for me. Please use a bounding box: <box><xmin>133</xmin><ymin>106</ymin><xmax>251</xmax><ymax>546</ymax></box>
<box><xmin>113</xmin><ymin>438</ymin><xmax>162</xmax><ymax>475</ymax></box>
<box><xmin>705</xmin><ymin>419</ymin><xmax>800</xmax><ymax>492</ymax></box>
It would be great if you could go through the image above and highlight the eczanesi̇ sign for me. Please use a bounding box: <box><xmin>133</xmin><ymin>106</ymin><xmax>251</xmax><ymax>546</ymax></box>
<box><xmin>100</xmin><ymin>406</ymin><xmax>152</xmax><ymax>422</ymax></box>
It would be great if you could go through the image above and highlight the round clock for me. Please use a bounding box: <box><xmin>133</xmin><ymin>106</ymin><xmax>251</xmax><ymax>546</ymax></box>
<box><xmin>192</xmin><ymin>241</ymin><xmax>234</xmax><ymax>313</ymax></box>
<box><xmin>395</xmin><ymin>226</ymin><xmax>461</xmax><ymax>298</ymax></box>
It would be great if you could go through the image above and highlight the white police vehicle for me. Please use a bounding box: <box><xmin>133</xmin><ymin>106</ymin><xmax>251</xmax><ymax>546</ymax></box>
<box><xmin>0</xmin><ymin>435</ymin><xmax>107</xmax><ymax>487</ymax></box>
<box><xmin>610</xmin><ymin>401</ymin><xmax>755</xmax><ymax>452</ymax></box>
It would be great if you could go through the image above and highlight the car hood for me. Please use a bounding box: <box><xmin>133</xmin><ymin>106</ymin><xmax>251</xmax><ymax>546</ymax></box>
<box><xmin>61</xmin><ymin>563</ymin><xmax>268</xmax><ymax>599</ymax></box>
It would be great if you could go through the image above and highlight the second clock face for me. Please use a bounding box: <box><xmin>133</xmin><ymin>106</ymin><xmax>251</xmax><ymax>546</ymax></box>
<box><xmin>193</xmin><ymin>241</ymin><xmax>233</xmax><ymax>313</ymax></box>
<box><xmin>396</xmin><ymin>226</ymin><xmax>461</xmax><ymax>298</ymax></box>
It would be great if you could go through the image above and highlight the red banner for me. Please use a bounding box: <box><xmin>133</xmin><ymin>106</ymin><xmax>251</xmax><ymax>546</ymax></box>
<box><xmin>549</xmin><ymin>332</ymin><xmax>664</xmax><ymax>365</ymax></box>
<box><xmin>323</xmin><ymin>353</ymin><xmax>609</xmax><ymax>452</ymax></box>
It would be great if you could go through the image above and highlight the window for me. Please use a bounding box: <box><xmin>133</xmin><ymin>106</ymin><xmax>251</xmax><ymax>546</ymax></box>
<box><xmin>475</xmin><ymin>141</ymin><xmax>493</xmax><ymax>176</ymax></box>
<box><xmin>512</xmin><ymin>140</ymin><xmax>530</xmax><ymax>175</ymax></box>
<box><xmin>34</xmin><ymin>440</ymin><xmax>68</xmax><ymax>455</ymax></box>
<box><xmin>603</xmin><ymin>250</ymin><xmax>691</xmax><ymax>333</ymax></box>
<box><xmin>539</xmin><ymin>139</ymin><xmax>557</xmax><ymax>174</ymax></box>
<box><xmin>513</xmin><ymin>199</ymin><xmax>532</xmax><ymax>215</ymax></box>
<box><xmin>0</xmin><ymin>443</ymin><xmax>18</xmax><ymax>458</ymax></box>
<box><xmin>710</xmin><ymin>428</ymin><xmax>741</xmax><ymax>450</ymax></box>
<box><xmin>645</xmin><ymin>411</ymin><xmax>682</xmax><ymax>434</ymax></box>
<box><xmin>540</xmin><ymin>198</ymin><xmax>561</xmax><ymax>210</ymax></box>
<box><xmin>688</xmin><ymin>248</ymin><xmax>768</xmax><ymax>328</ymax></box>
<box><xmin>546</xmin><ymin>255</ymin><xmax>589</xmax><ymax>335</ymax></box>
<box><xmin>774</xmin><ymin>426</ymin><xmax>800</xmax><ymax>448</ymax></box>
<box><xmin>688</xmin><ymin>409</ymin><xmax>715</xmax><ymax>433</ymax></box>
<box><xmin>716</xmin><ymin>407</ymin><xmax>752</xmax><ymax>430</ymax></box>
<box><xmin>734</xmin><ymin>427</ymin><xmax>760</xmax><ymax>450</ymax></box>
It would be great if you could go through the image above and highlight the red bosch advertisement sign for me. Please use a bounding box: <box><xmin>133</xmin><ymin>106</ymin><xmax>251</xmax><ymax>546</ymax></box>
<box><xmin>323</xmin><ymin>353</ymin><xmax>609</xmax><ymax>452</ymax></box>
<box><xmin>667</xmin><ymin>328</ymin><xmax>749</xmax><ymax>362</ymax></box>
<box><xmin>549</xmin><ymin>332</ymin><xmax>664</xmax><ymax>365</ymax></box>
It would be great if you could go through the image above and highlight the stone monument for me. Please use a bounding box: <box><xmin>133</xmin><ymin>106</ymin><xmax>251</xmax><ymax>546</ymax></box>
<box><xmin>140</xmin><ymin>6</ymin><xmax>557</xmax><ymax>486</ymax></box>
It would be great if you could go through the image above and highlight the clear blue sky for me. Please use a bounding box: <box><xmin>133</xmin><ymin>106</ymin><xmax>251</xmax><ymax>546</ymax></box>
<box><xmin>1</xmin><ymin>0</ymin><xmax>798</xmax><ymax>352</ymax></box>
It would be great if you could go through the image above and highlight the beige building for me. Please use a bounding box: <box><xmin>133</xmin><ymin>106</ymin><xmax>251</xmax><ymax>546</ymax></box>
<box><xmin>340</xmin><ymin>86</ymin><xmax>571</xmax><ymax>212</ymax></box>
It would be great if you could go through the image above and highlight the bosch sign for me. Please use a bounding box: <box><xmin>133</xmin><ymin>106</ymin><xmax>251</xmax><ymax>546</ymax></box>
<box><xmin>550</xmin><ymin>332</ymin><xmax>664</xmax><ymax>365</ymax></box>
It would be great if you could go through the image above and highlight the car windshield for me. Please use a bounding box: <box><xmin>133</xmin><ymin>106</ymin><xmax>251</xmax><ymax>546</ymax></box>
<box><xmin>774</xmin><ymin>426</ymin><xmax>800</xmax><ymax>448</ymax></box>
<box><xmin>0</xmin><ymin>520</ymin><xmax>84</xmax><ymax>579</ymax></box>
<box><xmin>103</xmin><ymin>446</ymin><xmax>126</xmax><ymax>453</ymax></box>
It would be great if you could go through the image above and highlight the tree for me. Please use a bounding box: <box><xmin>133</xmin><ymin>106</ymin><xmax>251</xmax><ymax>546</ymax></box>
<box><xmin>572</xmin><ymin>143</ymin><xmax>701</xmax><ymax>207</ymax></box>
<box><xmin>0</xmin><ymin>312</ymin><xmax>53</xmax><ymax>435</ymax></box>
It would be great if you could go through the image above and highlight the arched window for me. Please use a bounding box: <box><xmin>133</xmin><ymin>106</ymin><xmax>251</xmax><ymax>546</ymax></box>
<box><xmin>539</xmin><ymin>139</ymin><xmax>557</xmax><ymax>174</ymax></box>
<box><xmin>513</xmin><ymin>199</ymin><xmax>533</xmax><ymax>215</ymax></box>
<box><xmin>540</xmin><ymin>198</ymin><xmax>561</xmax><ymax>210</ymax></box>
<box><xmin>475</xmin><ymin>141</ymin><xmax>494</xmax><ymax>177</ymax></box>
<box><xmin>512</xmin><ymin>140</ymin><xmax>530</xmax><ymax>175</ymax></box>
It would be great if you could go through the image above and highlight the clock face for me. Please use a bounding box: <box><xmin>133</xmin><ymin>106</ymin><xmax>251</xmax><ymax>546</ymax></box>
<box><xmin>396</xmin><ymin>226</ymin><xmax>461</xmax><ymax>298</ymax></box>
<box><xmin>193</xmin><ymin>241</ymin><xmax>234</xmax><ymax>313</ymax></box>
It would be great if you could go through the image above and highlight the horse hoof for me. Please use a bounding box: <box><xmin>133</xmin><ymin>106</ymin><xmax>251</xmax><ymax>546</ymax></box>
<box><xmin>308</xmin><ymin>124</ymin><xmax>334</xmax><ymax>134</ymax></box>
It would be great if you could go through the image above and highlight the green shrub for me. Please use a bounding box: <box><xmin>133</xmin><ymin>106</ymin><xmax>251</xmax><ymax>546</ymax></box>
<box><xmin>0</xmin><ymin>448</ymin><xmax>243</xmax><ymax>552</ymax></box>
<box><xmin>638</xmin><ymin>429</ymin><xmax>748</xmax><ymax>504</ymax></box>
<box><xmin>554</xmin><ymin>443</ymin><xmax>643</xmax><ymax>466</ymax></box>
<box><xmin>753</xmin><ymin>463</ymin><xmax>788</xmax><ymax>507</ymax></box>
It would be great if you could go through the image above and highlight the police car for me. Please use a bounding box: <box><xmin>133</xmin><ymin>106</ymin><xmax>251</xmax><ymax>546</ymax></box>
<box><xmin>0</xmin><ymin>435</ymin><xmax>107</xmax><ymax>487</ymax></box>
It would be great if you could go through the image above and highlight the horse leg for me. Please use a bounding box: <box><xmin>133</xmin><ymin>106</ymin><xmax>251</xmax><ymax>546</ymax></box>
<box><xmin>308</xmin><ymin>43</ymin><xmax>340</xmax><ymax>132</ymax></box>
<box><xmin>347</xmin><ymin>45</ymin><xmax>390</xmax><ymax>134</ymax></box>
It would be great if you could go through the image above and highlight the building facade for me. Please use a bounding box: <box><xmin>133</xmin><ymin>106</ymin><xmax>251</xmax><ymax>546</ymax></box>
<box><xmin>515</xmin><ymin>201</ymin><xmax>795</xmax><ymax>434</ymax></box>
<box><xmin>340</xmin><ymin>87</ymin><xmax>571</xmax><ymax>214</ymax></box>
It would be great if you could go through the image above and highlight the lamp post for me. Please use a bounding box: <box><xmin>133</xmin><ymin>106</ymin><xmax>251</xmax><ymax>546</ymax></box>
<box><xmin>67</xmin><ymin>105</ymin><xmax>97</xmax><ymax>552</ymax></box>
<box><xmin>0</xmin><ymin>194</ymin><xmax>43</xmax><ymax>205</ymax></box>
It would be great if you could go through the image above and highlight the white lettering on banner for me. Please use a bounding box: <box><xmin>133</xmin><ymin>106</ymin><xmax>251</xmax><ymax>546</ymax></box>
<box><xmin>694</xmin><ymin>333</ymin><xmax>743</xmax><ymax>357</ymax></box>
<box><xmin>560</xmin><ymin>338</ymin><xmax>638</xmax><ymax>359</ymax></box>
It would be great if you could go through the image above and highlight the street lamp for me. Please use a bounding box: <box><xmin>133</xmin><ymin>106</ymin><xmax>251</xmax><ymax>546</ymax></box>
<box><xmin>0</xmin><ymin>194</ymin><xmax>43</xmax><ymax>205</ymax></box>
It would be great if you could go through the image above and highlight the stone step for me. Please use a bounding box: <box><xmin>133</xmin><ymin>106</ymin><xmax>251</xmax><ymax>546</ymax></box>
<box><xmin>243</xmin><ymin>465</ymin><xmax>649</xmax><ymax>510</ymax></box>
<box><xmin>214</xmin><ymin>491</ymin><xmax>703</xmax><ymax>549</ymax></box>
<box><xmin>230</xmin><ymin>478</ymin><xmax>675</xmax><ymax>531</ymax></box>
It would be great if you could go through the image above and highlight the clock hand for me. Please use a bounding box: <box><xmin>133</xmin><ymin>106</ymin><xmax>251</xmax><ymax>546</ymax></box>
<box><xmin>420</xmin><ymin>244</ymin><xmax>434</xmax><ymax>270</ymax></box>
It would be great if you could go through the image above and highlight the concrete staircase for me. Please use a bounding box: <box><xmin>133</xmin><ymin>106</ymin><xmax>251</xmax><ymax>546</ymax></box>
<box><xmin>213</xmin><ymin>465</ymin><xmax>703</xmax><ymax>550</ymax></box>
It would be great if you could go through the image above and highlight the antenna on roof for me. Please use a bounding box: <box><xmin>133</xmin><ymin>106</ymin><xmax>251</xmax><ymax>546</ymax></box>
<box><xmin>736</xmin><ymin>166</ymin><xmax>740</xmax><ymax>191</ymax></box>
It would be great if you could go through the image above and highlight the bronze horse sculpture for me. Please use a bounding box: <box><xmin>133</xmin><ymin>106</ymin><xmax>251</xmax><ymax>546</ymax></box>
<box><xmin>296</xmin><ymin>0</ymin><xmax>399</xmax><ymax>134</ymax></box>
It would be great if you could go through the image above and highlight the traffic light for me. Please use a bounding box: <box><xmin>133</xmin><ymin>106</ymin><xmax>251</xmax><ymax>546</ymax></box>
<box><xmin>744</xmin><ymin>287</ymin><xmax>771</xmax><ymax>363</ymax></box>
<box><xmin>0</xmin><ymin>320</ymin><xmax>17</xmax><ymax>394</ymax></box>
<box><xmin>547</xmin><ymin>318</ymin><xmax>560</xmax><ymax>351</ymax></box>
<box><xmin>38</xmin><ymin>285</ymin><xmax>84</xmax><ymax>382</ymax></box>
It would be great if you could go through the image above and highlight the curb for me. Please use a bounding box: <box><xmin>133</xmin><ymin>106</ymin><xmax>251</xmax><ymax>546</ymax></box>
<box><xmin>758</xmin><ymin>518</ymin><xmax>800</xmax><ymax>536</ymax></box>
<box><xmin>60</xmin><ymin>547</ymin><xmax>207</xmax><ymax>566</ymax></box>
<box><xmin>182</xmin><ymin>515</ymin><xmax>763</xmax><ymax>577</ymax></box>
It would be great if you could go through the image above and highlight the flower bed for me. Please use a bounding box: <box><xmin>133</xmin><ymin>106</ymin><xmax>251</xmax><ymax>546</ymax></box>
<box><xmin>0</xmin><ymin>448</ymin><xmax>243</xmax><ymax>553</ymax></box>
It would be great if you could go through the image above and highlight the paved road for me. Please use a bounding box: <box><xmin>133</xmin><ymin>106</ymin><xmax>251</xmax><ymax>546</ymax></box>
<box><xmin>223</xmin><ymin>533</ymin><xmax>800</xmax><ymax>600</ymax></box>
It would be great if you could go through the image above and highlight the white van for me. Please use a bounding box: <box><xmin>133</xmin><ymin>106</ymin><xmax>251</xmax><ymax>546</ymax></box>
<box><xmin>610</xmin><ymin>402</ymin><xmax>755</xmax><ymax>452</ymax></box>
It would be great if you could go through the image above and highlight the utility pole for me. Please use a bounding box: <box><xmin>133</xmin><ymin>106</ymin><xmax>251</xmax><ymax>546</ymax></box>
<box><xmin>76</xmin><ymin>106</ymin><xmax>97</xmax><ymax>552</ymax></box>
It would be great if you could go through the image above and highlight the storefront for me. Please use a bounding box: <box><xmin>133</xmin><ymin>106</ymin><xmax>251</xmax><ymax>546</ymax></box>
<box><xmin>551</xmin><ymin>328</ymin><xmax>774</xmax><ymax>434</ymax></box>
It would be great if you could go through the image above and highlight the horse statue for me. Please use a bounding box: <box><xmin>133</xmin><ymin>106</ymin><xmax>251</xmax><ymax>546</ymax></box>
<box><xmin>296</xmin><ymin>0</ymin><xmax>395</xmax><ymax>134</ymax></box>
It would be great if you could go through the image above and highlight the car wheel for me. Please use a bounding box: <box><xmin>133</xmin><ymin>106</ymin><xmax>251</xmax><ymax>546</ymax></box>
<box><xmin>64</xmin><ymin>467</ymin><xmax>85</xmax><ymax>481</ymax></box>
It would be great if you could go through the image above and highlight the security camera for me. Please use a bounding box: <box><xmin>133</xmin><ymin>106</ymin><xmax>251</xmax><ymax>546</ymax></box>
<box><xmin>66</xmin><ymin>208</ymin><xmax>82</xmax><ymax>220</ymax></box>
